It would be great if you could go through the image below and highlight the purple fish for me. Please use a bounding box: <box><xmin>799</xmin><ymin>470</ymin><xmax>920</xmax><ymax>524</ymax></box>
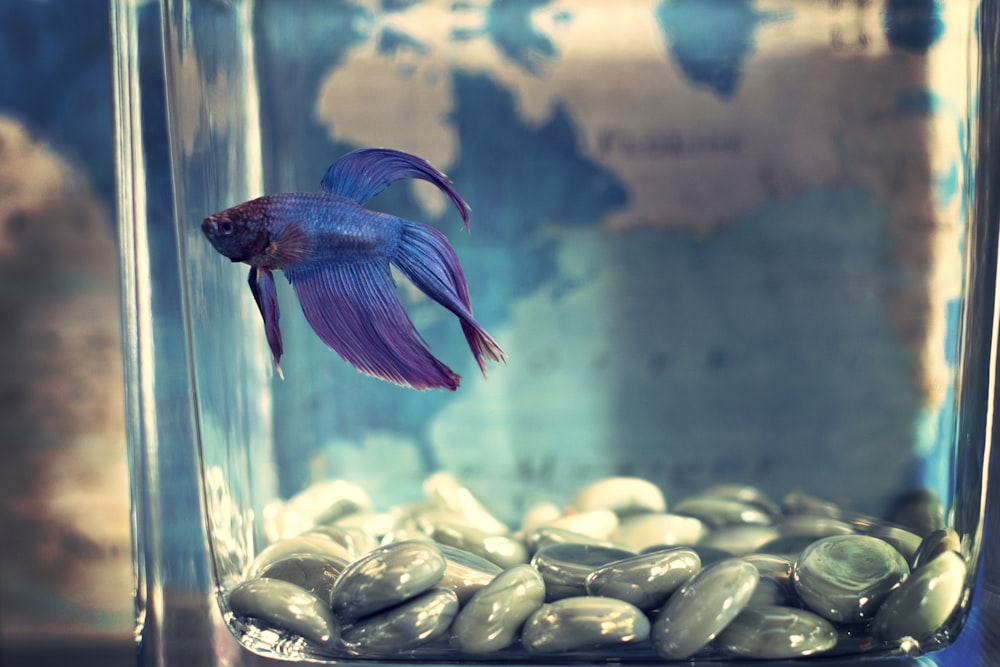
<box><xmin>201</xmin><ymin>148</ymin><xmax>505</xmax><ymax>390</ymax></box>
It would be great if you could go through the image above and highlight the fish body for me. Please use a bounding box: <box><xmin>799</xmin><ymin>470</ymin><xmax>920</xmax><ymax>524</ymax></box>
<box><xmin>202</xmin><ymin>148</ymin><xmax>505</xmax><ymax>390</ymax></box>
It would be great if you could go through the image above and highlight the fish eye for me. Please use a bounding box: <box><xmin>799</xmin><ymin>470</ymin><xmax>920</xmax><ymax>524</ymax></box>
<box><xmin>219</xmin><ymin>221</ymin><xmax>235</xmax><ymax>236</ymax></box>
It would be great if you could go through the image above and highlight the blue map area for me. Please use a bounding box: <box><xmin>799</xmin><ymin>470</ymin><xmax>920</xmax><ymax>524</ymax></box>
<box><xmin>239</xmin><ymin>0</ymin><xmax>952</xmax><ymax>508</ymax></box>
<box><xmin>655</xmin><ymin>0</ymin><xmax>787</xmax><ymax>99</ymax></box>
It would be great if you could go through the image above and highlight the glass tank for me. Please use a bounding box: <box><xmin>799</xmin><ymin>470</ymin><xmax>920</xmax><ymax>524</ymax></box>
<box><xmin>111</xmin><ymin>0</ymin><xmax>999</xmax><ymax>664</ymax></box>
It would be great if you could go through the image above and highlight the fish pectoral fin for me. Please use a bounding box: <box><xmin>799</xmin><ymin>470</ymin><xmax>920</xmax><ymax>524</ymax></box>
<box><xmin>248</xmin><ymin>266</ymin><xmax>284</xmax><ymax>376</ymax></box>
<box><xmin>268</xmin><ymin>221</ymin><xmax>310</xmax><ymax>266</ymax></box>
<box><xmin>284</xmin><ymin>259</ymin><xmax>461</xmax><ymax>391</ymax></box>
<box><xmin>393</xmin><ymin>220</ymin><xmax>506</xmax><ymax>378</ymax></box>
<box><xmin>320</xmin><ymin>148</ymin><xmax>470</xmax><ymax>226</ymax></box>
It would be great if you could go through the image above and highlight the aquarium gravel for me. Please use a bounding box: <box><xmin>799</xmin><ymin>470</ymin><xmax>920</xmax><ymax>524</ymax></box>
<box><xmin>225</xmin><ymin>473</ymin><xmax>968</xmax><ymax>661</ymax></box>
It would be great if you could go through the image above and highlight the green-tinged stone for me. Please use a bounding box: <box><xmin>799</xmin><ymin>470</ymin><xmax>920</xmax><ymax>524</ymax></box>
<box><xmin>451</xmin><ymin>564</ymin><xmax>546</xmax><ymax>654</ymax></box>
<box><xmin>700</xmin><ymin>484</ymin><xmax>781</xmax><ymax>518</ymax></box>
<box><xmin>866</xmin><ymin>524</ymin><xmax>922</xmax><ymax>564</ymax></box>
<box><xmin>245</xmin><ymin>534</ymin><xmax>354</xmax><ymax>579</ymax></box>
<box><xmin>778</xmin><ymin>514</ymin><xmax>856</xmax><ymax>538</ymax></box>
<box><xmin>672</xmin><ymin>496</ymin><xmax>773</xmax><ymax>529</ymax></box>
<box><xmin>872</xmin><ymin>550</ymin><xmax>967</xmax><ymax>643</ymax></box>
<box><xmin>255</xmin><ymin>553</ymin><xmax>349</xmax><ymax>606</ymax></box>
<box><xmin>652</xmin><ymin>558</ymin><xmax>759</xmax><ymax>659</ymax></box>
<box><xmin>330</xmin><ymin>540</ymin><xmax>446</xmax><ymax>620</ymax></box>
<box><xmin>228</xmin><ymin>578</ymin><xmax>341</xmax><ymax>647</ymax></box>
<box><xmin>522</xmin><ymin>597</ymin><xmax>650</xmax><ymax>653</ymax></box>
<box><xmin>586</xmin><ymin>547</ymin><xmax>701</xmax><ymax>611</ymax></box>
<box><xmin>430</xmin><ymin>518</ymin><xmax>528</xmax><ymax>569</ymax></box>
<box><xmin>436</xmin><ymin>543</ymin><xmax>502</xmax><ymax>604</ymax></box>
<box><xmin>715</xmin><ymin>605</ymin><xmax>837</xmax><ymax>658</ymax></box>
<box><xmin>911</xmin><ymin>529</ymin><xmax>961</xmax><ymax>570</ymax></box>
<box><xmin>339</xmin><ymin>588</ymin><xmax>459</xmax><ymax>656</ymax></box>
<box><xmin>742</xmin><ymin>553</ymin><xmax>796</xmax><ymax>607</ymax></box>
<box><xmin>531</xmin><ymin>543</ymin><xmax>635</xmax><ymax>601</ymax></box>
<box><xmin>793</xmin><ymin>535</ymin><xmax>909</xmax><ymax>623</ymax></box>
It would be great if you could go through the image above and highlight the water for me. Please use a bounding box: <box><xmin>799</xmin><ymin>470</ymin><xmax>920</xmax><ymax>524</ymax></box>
<box><xmin>111</xmin><ymin>0</ymin><xmax>998</xmax><ymax>664</ymax></box>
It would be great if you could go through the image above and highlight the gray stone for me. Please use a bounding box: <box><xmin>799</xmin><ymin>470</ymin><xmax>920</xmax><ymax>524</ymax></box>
<box><xmin>303</xmin><ymin>524</ymin><xmax>368</xmax><ymax>559</ymax></box>
<box><xmin>755</xmin><ymin>535</ymin><xmax>824</xmax><ymax>560</ymax></box>
<box><xmin>672</xmin><ymin>496</ymin><xmax>773</xmax><ymax>529</ymax></box>
<box><xmin>911</xmin><ymin>529</ymin><xmax>961</xmax><ymax>570</ymax></box>
<box><xmin>700</xmin><ymin>484</ymin><xmax>781</xmax><ymax>518</ymax></box>
<box><xmin>586</xmin><ymin>547</ymin><xmax>701</xmax><ymax>610</ymax></box>
<box><xmin>872</xmin><ymin>550</ymin><xmax>967</xmax><ymax>643</ymax></box>
<box><xmin>531</xmin><ymin>543</ymin><xmax>635</xmax><ymax>601</ymax></box>
<box><xmin>781</xmin><ymin>492</ymin><xmax>843</xmax><ymax>518</ymax></box>
<box><xmin>778</xmin><ymin>514</ymin><xmax>856</xmax><ymax>538</ymax></box>
<box><xmin>652</xmin><ymin>558</ymin><xmax>759</xmax><ymax>659</ymax></box>
<box><xmin>339</xmin><ymin>588</ymin><xmax>459</xmax><ymax>656</ymax></box>
<box><xmin>715</xmin><ymin>605</ymin><xmax>838</xmax><ymax>658</ymax></box>
<box><xmin>245</xmin><ymin>534</ymin><xmax>354</xmax><ymax>579</ymax></box>
<box><xmin>742</xmin><ymin>553</ymin><xmax>796</xmax><ymax>607</ymax></box>
<box><xmin>430</xmin><ymin>518</ymin><xmax>528</xmax><ymax>569</ymax></box>
<box><xmin>521</xmin><ymin>597</ymin><xmax>651</xmax><ymax>653</ymax></box>
<box><xmin>865</xmin><ymin>524</ymin><xmax>922</xmax><ymax>564</ymax></box>
<box><xmin>451</xmin><ymin>564</ymin><xmax>546</xmax><ymax>653</ymax></box>
<box><xmin>228</xmin><ymin>578</ymin><xmax>341</xmax><ymax>647</ymax></box>
<box><xmin>793</xmin><ymin>535</ymin><xmax>909</xmax><ymax>623</ymax></box>
<box><xmin>255</xmin><ymin>553</ymin><xmax>349</xmax><ymax>606</ymax></box>
<box><xmin>436</xmin><ymin>543</ymin><xmax>502</xmax><ymax>604</ymax></box>
<box><xmin>330</xmin><ymin>540</ymin><xmax>446</xmax><ymax>620</ymax></box>
<box><xmin>688</xmin><ymin>545</ymin><xmax>737</xmax><ymax>565</ymax></box>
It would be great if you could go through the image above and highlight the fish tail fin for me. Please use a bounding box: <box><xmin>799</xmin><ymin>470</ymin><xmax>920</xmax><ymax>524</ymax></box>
<box><xmin>393</xmin><ymin>220</ymin><xmax>506</xmax><ymax>377</ymax></box>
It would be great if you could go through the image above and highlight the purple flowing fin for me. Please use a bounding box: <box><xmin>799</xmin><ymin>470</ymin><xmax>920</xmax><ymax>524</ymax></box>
<box><xmin>392</xmin><ymin>220</ymin><xmax>506</xmax><ymax>377</ymax></box>
<box><xmin>248</xmin><ymin>266</ymin><xmax>284</xmax><ymax>379</ymax></box>
<box><xmin>284</xmin><ymin>259</ymin><xmax>461</xmax><ymax>391</ymax></box>
<box><xmin>320</xmin><ymin>148</ymin><xmax>470</xmax><ymax>227</ymax></box>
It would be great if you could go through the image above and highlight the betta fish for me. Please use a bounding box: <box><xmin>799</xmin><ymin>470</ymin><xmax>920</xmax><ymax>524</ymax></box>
<box><xmin>201</xmin><ymin>148</ymin><xmax>505</xmax><ymax>391</ymax></box>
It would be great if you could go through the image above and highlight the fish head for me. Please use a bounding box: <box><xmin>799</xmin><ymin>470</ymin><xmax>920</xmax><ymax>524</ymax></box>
<box><xmin>202</xmin><ymin>200</ymin><xmax>270</xmax><ymax>264</ymax></box>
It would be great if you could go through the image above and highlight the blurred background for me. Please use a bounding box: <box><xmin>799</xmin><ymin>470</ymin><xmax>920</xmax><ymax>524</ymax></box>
<box><xmin>0</xmin><ymin>0</ymin><xmax>975</xmax><ymax>664</ymax></box>
<box><xmin>0</xmin><ymin>0</ymin><xmax>134</xmax><ymax>663</ymax></box>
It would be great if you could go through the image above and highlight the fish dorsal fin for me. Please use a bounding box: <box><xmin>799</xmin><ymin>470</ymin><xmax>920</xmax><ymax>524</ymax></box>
<box><xmin>320</xmin><ymin>148</ymin><xmax>470</xmax><ymax>226</ymax></box>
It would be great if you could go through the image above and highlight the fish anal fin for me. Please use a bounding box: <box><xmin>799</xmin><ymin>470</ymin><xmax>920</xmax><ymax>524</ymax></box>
<box><xmin>285</xmin><ymin>259</ymin><xmax>460</xmax><ymax>391</ymax></box>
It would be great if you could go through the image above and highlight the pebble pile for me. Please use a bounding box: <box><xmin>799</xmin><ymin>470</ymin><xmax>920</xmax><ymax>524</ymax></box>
<box><xmin>225</xmin><ymin>474</ymin><xmax>969</xmax><ymax>661</ymax></box>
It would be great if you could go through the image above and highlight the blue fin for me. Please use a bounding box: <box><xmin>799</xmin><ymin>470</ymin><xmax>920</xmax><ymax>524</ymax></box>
<box><xmin>248</xmin><ymin>267</ymin><xmax>284</xmax><ymax>379</ymax></box>
<box><xmin>284</xmin><ymin>259</ymin><xmax>461</xmax><ymax>390</ymax></box>
<box><xmin>392</xmin><ymin>220</ymin><xmax>506</xmax><ymax>377</ymax></box>
<box><xmin>320</xmin><ymin>148</ymin><xmax>470</xmax><ymax>225</ymax></box>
